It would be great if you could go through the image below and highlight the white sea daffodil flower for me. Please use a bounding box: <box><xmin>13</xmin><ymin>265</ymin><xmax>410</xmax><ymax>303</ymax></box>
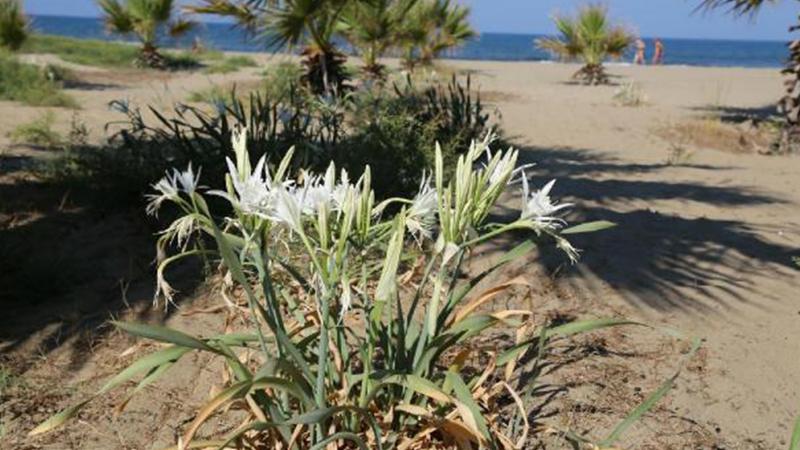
<box><xmin>147</xmin><ymin>164</ymin><xmax>200</xmax><ymax>216</ymax></box>
<box><xmin>339</xmin><ymin>278</ymin><xmax>353</xmax><ymax>319</ymax></box>
<box><xmin>520</xmin><ymin>174</ymin><xmax>573</xmax><ymax>229</ymax></box>
<box><xmin>217</xmin><ymin>155</ymin><xmax>276</xmax><ymax>218</ymax></box>
<box><xmin>406</xmin><ymin>173</ymin><xmax>438</xmax><ymax>240</ymax></box>
<box><xmin>174</xmin><ymin>163</ymin><xmax>201</xmax><ymax>195</ymax></box>
<box><xmin>271</xmin><ymin>184</ymin><xmax>305</xmax><ymax>233</ymax></box>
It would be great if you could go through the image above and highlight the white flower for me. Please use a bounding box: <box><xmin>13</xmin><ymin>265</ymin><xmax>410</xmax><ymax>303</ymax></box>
<box><xmin>164</xmin><ymin>215</ymin><xmax>197</xmax><ymax>247</ymax></box>
<box><xmin>339</xmin><ymin>278</ymin><xmax>353</xmax><ymax>318</ymax></box>
<box><xmin>146</xmin><ymin>172</ymin><xmax>179</xmax><ymax>216</ymax></box>
<box><xmin>270</xmin><ymin>184</ymin><xmax>304</xmax><ymax>232</ymax></box>
<box><xmin>520</xmin><ymin>174</ymin><xmax>572</xmax><ymax>228</ymax></box>
<box><xmin>175</xmin><ymin>163</ymin><xmax>200</xmax><ymax>195</ymax></box>
<box><xmin>217</xmin><ymin>155</ymin><xmax>276</xmax><ymax>218</ymax></box>
<box><xmin>406</xmin><ymin>173</ymin><xmax>438</xmax><ymax>240</ymax></box>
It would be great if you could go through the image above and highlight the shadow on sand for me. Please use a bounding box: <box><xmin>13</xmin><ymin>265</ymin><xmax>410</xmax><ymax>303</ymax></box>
<box><xmin>492</xmin><ymin>146</ymin><xmax>798</xmax><ymax>313</ymax></box>
<box><xmin>0</xmin><ymin>178</ymin><xmax>202</xmax><ymax>373</ymax></box>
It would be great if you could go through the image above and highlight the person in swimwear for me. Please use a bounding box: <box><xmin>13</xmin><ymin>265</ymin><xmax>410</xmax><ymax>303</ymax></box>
<box><xmin>633</xmin><ymin>38</ymin><xmax>646</xmax><ymax>65</ymax></box>
<box><xmin>653</xmin><ymin>38</ymin><xmax>665</xmax><ymax>65</ymax></box>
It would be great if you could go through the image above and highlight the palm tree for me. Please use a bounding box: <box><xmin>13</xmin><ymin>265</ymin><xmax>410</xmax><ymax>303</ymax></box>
<box><xmin>340</xmin><ymin>0</ymin><xmax>417</xmax><ymax>80</ymax></box>
<box><xmin>536</xmin><ymin>4</ymin><xmax>633</xmax><ymax>85</ymax></box>
<box><xmin>699</xmin><ymin>0</ymin><xmax>800</xmax><ymax>153</ymax></box>
<box><xmin>397</xmin><ymin>0</ymin><xmax>476</xmax><ymax>69</ymax></box>
<box><xmin>0</xmin><ymin>0</ymin><xmax>28</xmax><ymax>51</ymax></box>
<box><xmin>191</xmin><ymin>0</ymin><xmax>351</xmax><ymax>95</ymax></box>
<box><xmin>97</xmin><ymin>0</ymin><xmax>195</xmax><ymax>69</ymax></box>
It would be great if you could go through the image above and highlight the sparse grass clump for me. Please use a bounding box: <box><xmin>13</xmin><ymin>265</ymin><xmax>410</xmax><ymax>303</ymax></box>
<box><xmin>613</xmin><ymin>81</ymin><xmax>648</xmax><ymax>107</ymax></box>
<box><xmin>21</xmin><ymin>34</ymin><xmax>140</xmax><ymax>68</ymax></box>
<box><xmin>8</xmin><ymin>112</ymin><xmax>62</xmax><ymax>147</ymax></box>
<box><xmin>0</xmin><ymin>53</ymin><xmax>77</xmax><ymax>107</ymax></box>
<box><xmin>204</xmin><ymin>54</ymin><xmax>257</xmax><ymax>74</ymax></box>
<box><xmin>262</xmin><ymin>61</ymin><xmax>304</xmax><ymax>100</ymax></box>
<box><xmin>20</xmin><ymin>34</ymin><xmax>200</xmax><ymax>70</ymax></box>
<box><xmin>0</xmin><ymin>0</ymin><xmax>27</xmax><ymax>51</ymax></box>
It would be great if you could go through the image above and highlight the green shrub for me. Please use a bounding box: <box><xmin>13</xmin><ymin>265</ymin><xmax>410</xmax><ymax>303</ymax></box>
<box><xmin>20</xmin><ymin>34</ymin><xmax>140</xmax><ymax>68</ymax></box>
<box><xmin>204</xmin><ymin>54</ymin><xmax>257</xmax><ymax>74</ymax></box>
<box><xmin>20</xmin><ymin>34</ymin><xmax>200</xmax><ymax>70</ymax></box>
<box><xmin>262</xmin><ymin>61</ymin><xmax>304</xmax><ymax>101</ymax></box>
<box><xmin>47</xmin><ymin>75</ymin><xmax>491</xmax><ymax>203</ymax></box>
<box><xmin>7</xmin><ymin>112</ymin><xmax>62</xmax><ymax>147</ymax></box>
<box><xmin>0</xmin><ymin>0</ymin><xmax>27</xmax><ymax>51</ymax></box>
<box><xmin>0</xmin><ymin>53</ymin><xmax>77</xmax><ymax>107</ymax></box>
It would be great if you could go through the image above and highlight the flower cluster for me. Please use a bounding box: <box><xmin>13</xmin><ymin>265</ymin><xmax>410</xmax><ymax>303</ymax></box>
<box><xmin>146</xmin><ymin>129</ymin><xmax>577</xmax><ymax>309</ymax></box>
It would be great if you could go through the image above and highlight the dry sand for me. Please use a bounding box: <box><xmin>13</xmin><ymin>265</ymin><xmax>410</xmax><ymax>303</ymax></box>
<box><xmin>1</xmin><ymin>54</ymin><xmax>799</xmax><ymax>448</ymax></box>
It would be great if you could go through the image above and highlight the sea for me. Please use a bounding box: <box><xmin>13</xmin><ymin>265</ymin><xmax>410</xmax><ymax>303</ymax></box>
<box><xmin>29</xmin><ymin>14</ymin><xmax>790</xmax><ymax>69</ymax></box>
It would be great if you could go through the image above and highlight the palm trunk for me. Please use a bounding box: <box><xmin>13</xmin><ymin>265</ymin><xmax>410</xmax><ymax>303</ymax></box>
<box><xmin>777</xmin><ymin>16</ymin><xmax>800</xmax><ymax>153</ymax></box>
<box><xmin>574</xmin><ymin>63</ymin><xmax>609</xmax><ymax>85</ymax></box>
<box><xmin>137</xmin><ymin>42</ymin><xmax>166</xmax><ymax>70</ymax></box>
<box><xmin>300</xmin><ymin>46</ymin><xmax>349</xmax><ymax>96</ymax></box>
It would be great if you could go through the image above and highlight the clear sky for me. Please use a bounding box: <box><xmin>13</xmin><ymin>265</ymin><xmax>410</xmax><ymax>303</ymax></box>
<box><xmin>24</xmin><ymin>0</ymin><xmax>799</xmax><ymax>41</ymax></box>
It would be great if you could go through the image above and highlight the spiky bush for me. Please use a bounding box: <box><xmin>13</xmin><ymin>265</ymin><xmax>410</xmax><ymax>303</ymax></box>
<box><xmin>0</xmin><ymin>0</ymin><xmax>27</xmax><ymax>51</ymax></box>
<box><xmin>537</xmin><ymin>4</ymin><xmax>633</xmax><ymax>85</ymax></box>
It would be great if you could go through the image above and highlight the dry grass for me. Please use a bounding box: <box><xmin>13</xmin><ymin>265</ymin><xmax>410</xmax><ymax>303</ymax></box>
<box><xmin>656</xmin><ymin>117</ymin><xmax>777</xmax><ymax>155</ymax></box>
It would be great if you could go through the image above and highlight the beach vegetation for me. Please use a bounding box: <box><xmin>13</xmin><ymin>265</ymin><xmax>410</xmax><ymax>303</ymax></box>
<box><xmin>8</xmin><ymin>112</ymin><xmax>63</xmax><ymax>148</ymax></box>
<box><xmin>613</xmin><ymin>81</ymin><xmax>648</xmax><ymax>107</ymax></box>
<box><xmin>31</xmin><ymin>125</ymin><xmax>691</xmax><ymax>449</ymax></box>
<box><xmin>190</xmin><ymin>0</ymin><xmax>475</xmax><ymax>92</ymax></box>
<box><xmin>263</xmin><ymin>61</ymin><xmax>305</xmax><ymax>100</ymax></box>
<box><xmin>0</xmin><ymin>53</ymin><xmax>77</xmax><ymax>107</ymax></box>
<box><xmin>21</xmin><ymin>34</ymin><xmax>141</xmax><ymax>67</ymax></box>
<box><xmin>397</xmin><ymin>0</ymin><xmax>476</xmax><ymax>69</ymax></box>
<box><xmin>0</xmin><ymin>0</ymin><xmax>27</xmax><ymax>51</ymax></box>
<box><xmin>48</xmin><ymin>75</ymin><xmax>490</xmax><ymax>203</ymax></box>
<box><xmin>537</xmin><ymin>4</ymin><xmax>634</xmax><ymax>85</ymax></box>
<box><xmin>340</xmin><ymin>0</ymin><xmax>417</xmax><ymax>80</ymax></box>
<box><xmin>204</xmin><ymin>54</ymin><xmax>258</xmax><ymax>74</ymax></box>
<box><xmin>97</xmin><ymin>0</ymin><xmax>196</xmax><ymax>69</ymax></box>
<box><xmin>192</xmin><ymin>0</ymin><xmax>350</xmax><ymax>95</ymax></box>
<box><xmin>699</xmin><ymin>0</ymin><xmax>800</xmax><ymax>153</ymax></box>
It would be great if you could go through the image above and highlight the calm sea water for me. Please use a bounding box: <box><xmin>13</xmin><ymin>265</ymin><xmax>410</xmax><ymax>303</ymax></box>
<box><xmin>30</xmin><ymin>14</ymin><xmax>789</xmax><ymax>69</ymax></box>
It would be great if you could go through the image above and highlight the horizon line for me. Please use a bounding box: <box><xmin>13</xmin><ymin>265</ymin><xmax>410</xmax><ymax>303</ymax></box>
<box><xmin>27</xmin><ymin>12</ymin><xmax>789</xmax><ymax>44</ymax></box>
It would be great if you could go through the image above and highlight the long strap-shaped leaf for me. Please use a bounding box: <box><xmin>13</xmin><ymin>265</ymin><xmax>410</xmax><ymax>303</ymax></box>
<box><xmin>597</xmin><ymin>337</ymin><xmax>702</xmax><ymax>448</ymax></box>
<box><xmin>112</xmin><ymin>321</ymin><xmax>222</xmax><ymax>354</ymax></box>
<box><xmin>790</xmin><ymin>415</ymin><xmax>800</xmax><ymax>450</ymax></box>
<box><xmin>29</xmin><ymin>345</ymin><xmax>190</xmax><ymax>435</ymax></box>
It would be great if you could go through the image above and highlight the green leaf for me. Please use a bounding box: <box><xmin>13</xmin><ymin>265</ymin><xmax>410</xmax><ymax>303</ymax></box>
<box><xmin>790</xmin><ymin>415</ymin><xmax>800</xmax><ymax>450</ymax></box>
<box><xmin>497</xmin><ymin>318</ymin><xmax>642</xmax><ymax>366</ymax></box>
<box><xmin>310</xmin><ymin>432</ymin><xmax>369</xmax><ymax>450</ymax></box>
<box><xmin>445</xmin><ymin>371</ymin><xmax>491</xmax><ymax>441</ymax></box>
<box><xmin>28</xmin><ymin>400</ymin><xmax>91</xmax><ymax>435</ymax></box>
<box><xmin>545</xmin><ymin>318</ymin><xmax>641</xmax><ymax>338</ymax></box>
<box><xmin>112</xmin><ymin>321</ymin><xmax>220</xmax><ymax>354</ymax></box>
<box><xmin>101</xmin><ymin>345</ymin><xmax>190</xmax><ymax>393</ymax></box>
<box><xmin>598</xmin><ymin>337</ymin><xmax>701</xmax><ymax>447</ymax></box>
<box><xmin>561</xmin><ymin>220</ymin><xmax>616</xmax><ymax>235</ymax></box>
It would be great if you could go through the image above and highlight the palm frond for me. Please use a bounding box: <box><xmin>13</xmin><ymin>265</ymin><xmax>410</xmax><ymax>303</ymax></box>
<box><xmin>697</xmin><ymin>0</ymin><xmax>772</xmax><ymax>16</ymax></box>
<box><xmin>98</xmin><ymin>0</ymin><xmax>135</xmax><ymax>34</ymax></box>
<box><xmin>168</xmin><ymin>17</ymin><xmax>196</xmax><ymax>37</ymax></box>
<box><xmin>0</xmin><ymin>0</ymin><xmax>29</xmax><ymax>51</ymax></box>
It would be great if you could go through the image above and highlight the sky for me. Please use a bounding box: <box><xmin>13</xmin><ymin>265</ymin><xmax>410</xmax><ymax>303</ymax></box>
<box><xmin>24</xmin><ymin>0</ymin><xmax>799</xmax><ymax>41</ymax></box>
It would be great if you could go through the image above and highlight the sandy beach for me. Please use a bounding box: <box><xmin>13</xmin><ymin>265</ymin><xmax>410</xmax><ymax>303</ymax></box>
<box><xmin>2</xmin><ymin>54</ymin><xmax>799</xmax><ymax>448</ymax></box>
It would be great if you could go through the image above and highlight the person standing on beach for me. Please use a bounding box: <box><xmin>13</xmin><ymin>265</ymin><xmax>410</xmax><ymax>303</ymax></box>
<box><xmin>633</xmin><ymin>38</ymin><xmax>646</xmax><ymax>64</ymax></box>
<box><xmin>653</xmin><ymin>39</ymin><xmax>665</xmax><ymax>65</ymax></box>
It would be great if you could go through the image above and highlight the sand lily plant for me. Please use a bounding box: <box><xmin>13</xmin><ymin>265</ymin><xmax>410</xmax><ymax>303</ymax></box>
<box><xmin>31</xmin><ymin>131</ymin><xmax>699</xmax><ymax>449</ymax></box>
